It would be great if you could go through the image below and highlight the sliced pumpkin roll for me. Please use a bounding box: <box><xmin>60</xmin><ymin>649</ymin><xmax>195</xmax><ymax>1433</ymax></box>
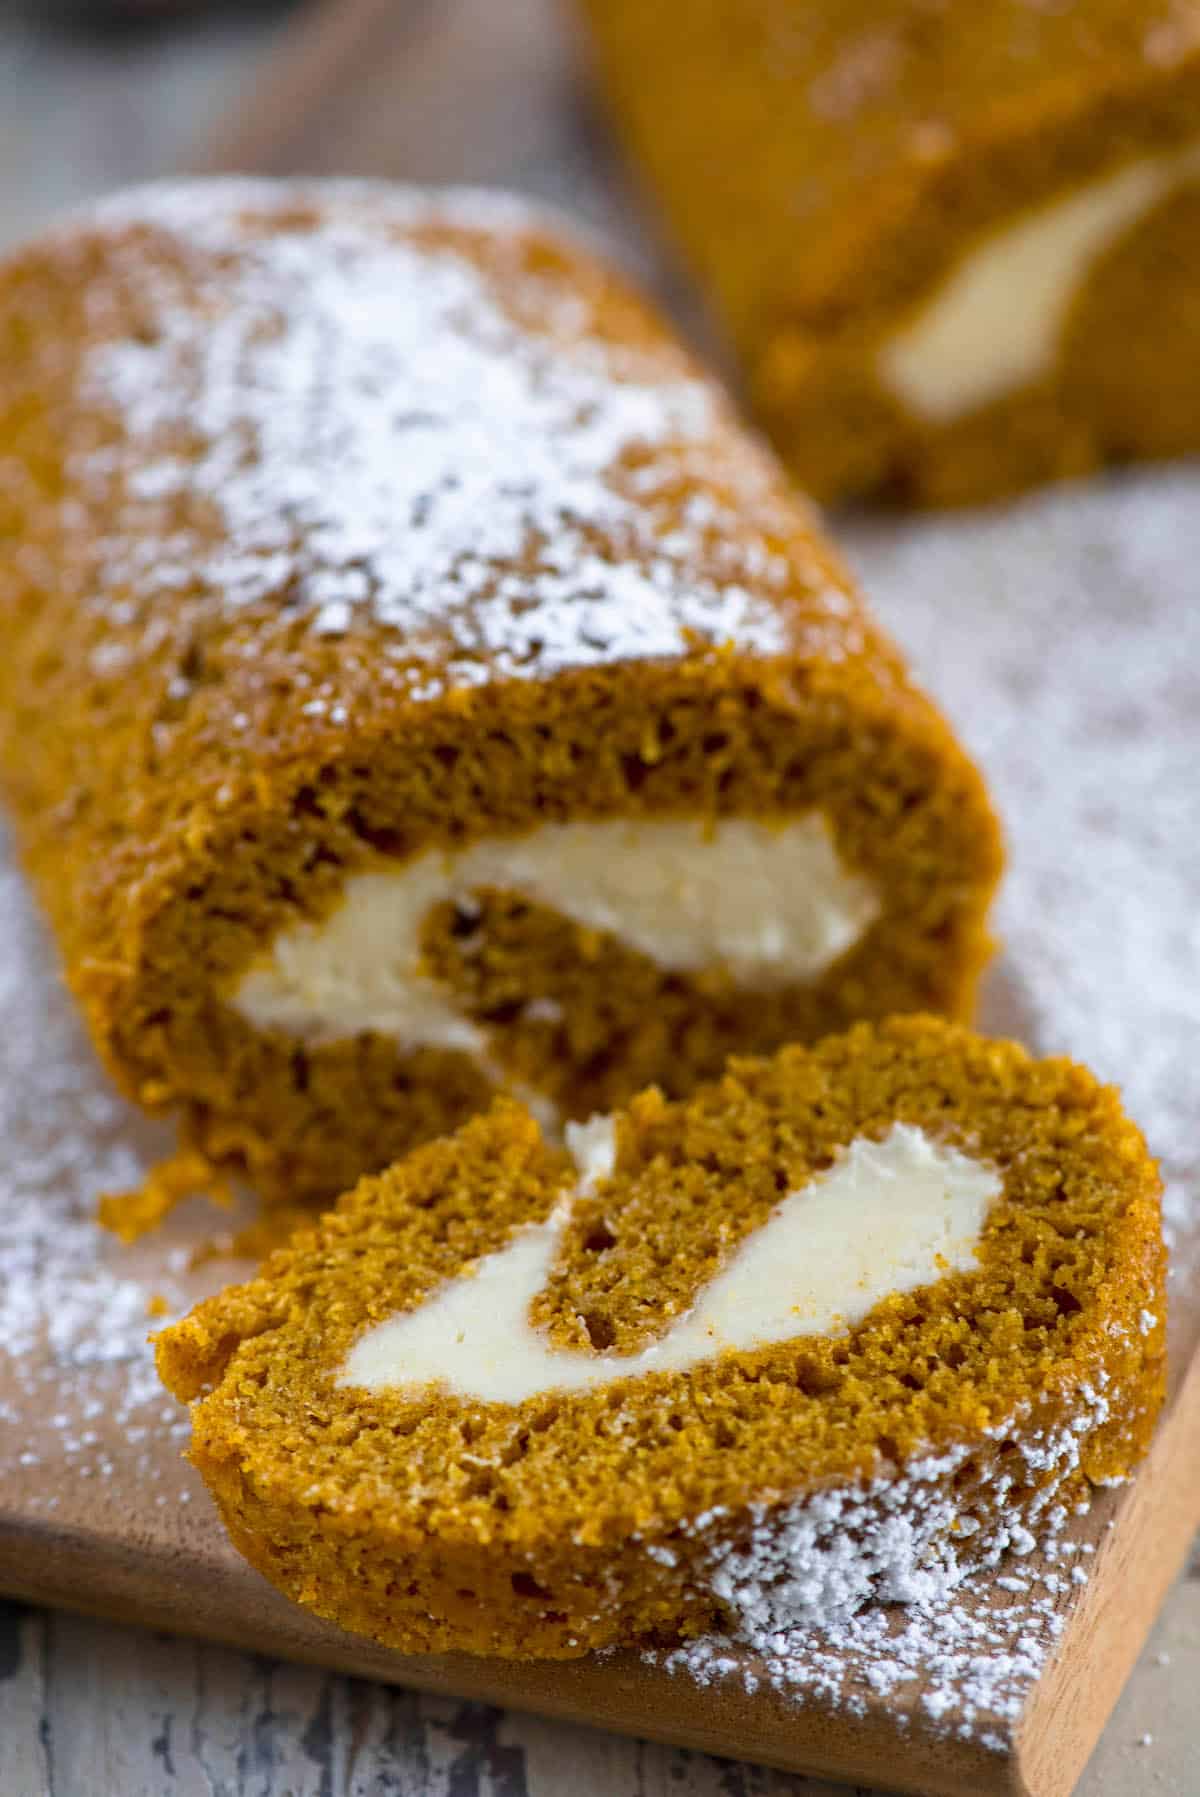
<box><xmin>156</xmin><ymin>1018</ymin><xmax>1166</xmax><ymax>1659</ymax></box>
<box><xmin>0</xmin><ymin>179</ymin><xmax>999</xmax><ymax>1205</ymax></box>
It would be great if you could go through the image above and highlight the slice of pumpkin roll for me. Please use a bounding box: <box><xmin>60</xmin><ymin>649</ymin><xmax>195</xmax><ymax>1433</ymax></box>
<box><xmin>156</xmin><ymin>1017</ymin><xmax>1166</xmax><ymax>1661</ymax></box>
<box><xmin>0</xmin><ymin>178</ymin><xmax>999</xmax><ymax>1207</ymax></box>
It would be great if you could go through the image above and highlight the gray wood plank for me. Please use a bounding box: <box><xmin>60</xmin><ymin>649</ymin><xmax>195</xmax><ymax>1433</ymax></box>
<box><xmin>0</xmin><ymin>1602</ymin><xmax>51</xmax><ymax>1796</ymax></box>
<box><xmin>6</xmin><ymin>1599</ymin><xmax>884</xmax><ymax>1796</ymax></box>
<box><xmin>2</xmin><ymin>1574</ymin><xmax>1196</xmax><ymax>1794</ymax></box>
<box><xmin>0</xmin><ymin>5</ymin><xmax>288</xmax><ymax>251</ymax></box>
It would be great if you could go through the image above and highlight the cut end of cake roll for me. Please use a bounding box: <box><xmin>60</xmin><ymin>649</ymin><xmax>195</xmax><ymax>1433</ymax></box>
<box><xmin>577</xmin><ymin>1</ymin><xmax>1200</xmax><ymax>505</ymax></box>
<box><xmin>0</xmin><ymin>178</ymin><xmax>1000</xmax><ymax>1208</ymax></box>
<box><xmin>155</xmin><ymin>1016</ymin><xmax>1166</xmax><ymax>1662</ymax></box>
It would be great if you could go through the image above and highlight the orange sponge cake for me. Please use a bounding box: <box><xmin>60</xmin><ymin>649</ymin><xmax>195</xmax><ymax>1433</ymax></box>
<box><xmin>156</xmin><ymin>1018</ymin><xmax>1166</xmax><ymax>1660</ymax></box>
<box><xmin>578</xmin><ymin>1</ymin><xmax>1200</xmax><ymax>505</ymax></box>
<box><xmin>0</xmin><ymin>179</ymin><xmax>1000</xmax><ymax>1208</ymax></box>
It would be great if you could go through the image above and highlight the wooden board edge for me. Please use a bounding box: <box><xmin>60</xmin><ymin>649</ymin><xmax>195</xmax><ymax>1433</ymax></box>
<box><xmin>1013</xmin><ymin>1343</ymin><xmax>1200</xmax><ymax>1797</ymax></box>
<box><xmin>0</xmin><ymin>1515</ymin><xmax>1018</xmax><ymax>1797</ymax></box>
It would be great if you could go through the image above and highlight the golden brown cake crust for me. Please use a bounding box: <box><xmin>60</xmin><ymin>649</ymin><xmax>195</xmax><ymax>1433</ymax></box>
<box><xmin>0</xmin><ymin>179</ymin><xmax>1001</xmax><ymax>1206</ymax></box>
<box><xmin>157</xmin><ymin>1018</ymin><xmax>1166</xmax><ymax>1661</ymax></box>
<box><xmin>577</xmin><ymin>0</ymin><xmax>1200</xmax><ymax>503</ymax></box>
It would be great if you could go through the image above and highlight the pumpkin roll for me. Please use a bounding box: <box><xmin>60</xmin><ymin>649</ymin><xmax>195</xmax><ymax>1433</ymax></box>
<box><xmin>156</xmin><ymin>1017</ymin><xmax>1166</xmax><ymax>1660</ymax></box>
<box><xmin>577</xmin><ymin>0</ymin><xmax>1200</xmax><ymax>505</ymax></box>
<box><xmin>0</xmin><ymin>179</ymin><xmax>1000</xmax><ymax>1207</ymax></box>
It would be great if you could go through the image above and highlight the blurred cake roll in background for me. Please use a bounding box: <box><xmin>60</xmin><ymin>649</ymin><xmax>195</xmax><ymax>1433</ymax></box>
<box><xmin>577</xmin><ymin>0</ymin><xmax>1200</xmax><ymax>505</ymax></box>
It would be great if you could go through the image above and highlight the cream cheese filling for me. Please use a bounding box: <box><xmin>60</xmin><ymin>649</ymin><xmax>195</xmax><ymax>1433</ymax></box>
<box><xmin>231</xmin><ymin>814</ymin><xmax>880</xmax><ymax>1060</ymax></box>
<box><xmin>879</xmin><ymin>137</ymin><xmax>1200</xmax><ymax>422</ymax></box>
<box><xmin>340</xmin><ymin>1122</ymin><xmax>1000</xmax><ymax>1403</ymax></box>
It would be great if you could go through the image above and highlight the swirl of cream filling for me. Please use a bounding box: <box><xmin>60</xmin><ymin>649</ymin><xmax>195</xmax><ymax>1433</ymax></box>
<box><xmin>340</xmin><ymin>1122</ymin><xmax>1000</xmax><ymax>1404</ymax></box>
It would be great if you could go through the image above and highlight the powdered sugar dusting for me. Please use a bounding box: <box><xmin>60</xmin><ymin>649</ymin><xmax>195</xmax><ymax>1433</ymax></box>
<box><xmin>67</xmin><ymin>180</ymin><xmax>801</xmax><ymax>692</ymax></box>
<box><xmin>664</xmin><ymin>1385</ymin><xmax>1115</xmax><ymax>1736</ymax></box>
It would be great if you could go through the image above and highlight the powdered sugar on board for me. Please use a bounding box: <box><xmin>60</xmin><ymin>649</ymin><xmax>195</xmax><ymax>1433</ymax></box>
<box><xmin>65</xmin><ymin>180</ymin><xmax>814</xmax><ymax>691</ymax></box>
<box><xmin>0</xmin><ymin>849</ymin><xmax>254</xmax><ymax>1528</ymax></box>
<box><xmin>0</xmin><ymin>468</ymin><xmax>1197</xmax><ymax>1748</ymax></box>
<box><xmin>848</xmin><ymin>469</ymin><xmax>1200</xmax><ymax>1270</ymax></box>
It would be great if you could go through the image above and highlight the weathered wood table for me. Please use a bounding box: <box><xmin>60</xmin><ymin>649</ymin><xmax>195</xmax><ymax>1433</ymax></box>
<box><xmin>0</xmin><ymin>5</ymin><xmax>1196</xmax><ymax>1793</ymax></box>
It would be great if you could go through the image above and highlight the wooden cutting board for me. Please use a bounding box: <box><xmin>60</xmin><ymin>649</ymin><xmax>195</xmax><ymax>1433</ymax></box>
<box><xmin>2</xmin><ymin>4</ymin><xmax>1199</xmax><ymax>1795</ymax></box>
